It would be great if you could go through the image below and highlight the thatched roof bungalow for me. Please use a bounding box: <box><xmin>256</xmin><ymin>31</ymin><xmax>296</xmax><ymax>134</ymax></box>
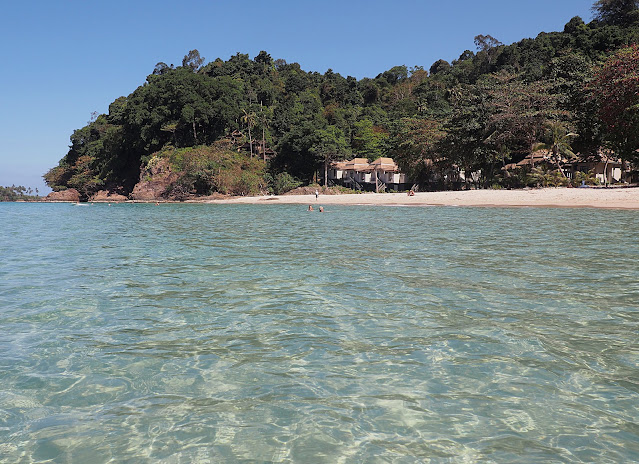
<box><xmin>328</xmin><ymin>157</ymin><xmax>409</xmax><ymax>191</ymax></box>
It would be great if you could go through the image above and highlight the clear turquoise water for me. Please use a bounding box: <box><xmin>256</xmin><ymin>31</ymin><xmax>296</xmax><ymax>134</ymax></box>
<box><xmin>1</xmin><ymin>202</ymin><xmax>638</xmax><ymax>463</ymax></box>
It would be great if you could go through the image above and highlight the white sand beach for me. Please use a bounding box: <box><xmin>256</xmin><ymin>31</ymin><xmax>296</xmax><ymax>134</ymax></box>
<box><xmin>199</xmin><ymin>187</ymin><xmax>639</xmax><ymax>209</ymax></box>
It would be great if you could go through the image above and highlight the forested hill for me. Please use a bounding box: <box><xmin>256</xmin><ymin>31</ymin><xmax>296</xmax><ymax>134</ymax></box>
<box><xmin>45</xmin><ymin>0</ymin><xmax>639</xmax><ymax>199</ymax></box>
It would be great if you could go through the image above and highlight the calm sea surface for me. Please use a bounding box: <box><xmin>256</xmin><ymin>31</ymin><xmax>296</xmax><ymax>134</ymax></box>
<box><xmin>1</xmin><ymin>202</ymin><xmax>638</xmax><ymax>463</ymax></box>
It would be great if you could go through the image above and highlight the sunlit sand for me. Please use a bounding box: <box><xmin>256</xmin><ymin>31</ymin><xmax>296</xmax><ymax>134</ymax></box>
<box><xmin>198</xmin><ymin>187</ymin><xmax>639</xmax><ymax>210</ymax></box>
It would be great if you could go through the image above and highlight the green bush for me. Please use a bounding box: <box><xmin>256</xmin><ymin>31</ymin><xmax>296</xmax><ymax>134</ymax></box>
<box><xmin>573</xmin><ymin>170</ymin><xmax>600</xmax><ymax>186</ymax></box>
<box><xmin>233</xmin><ymin>172</ymin><xmax>262</xmax><ymax>196</ymax></box>
<box><xmin>272</xmin><ymin>172</ymin><xmax>302</xmax><ymax>195</ymax></box>
<box><xmin>524</xmin><ymin>167</ymin><xmax>570</xmax><ymax>187</ymax></box>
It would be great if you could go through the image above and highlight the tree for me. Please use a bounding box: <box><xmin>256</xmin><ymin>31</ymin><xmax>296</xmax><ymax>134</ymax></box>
<box><xmin>153</xmin><ymin>62</ymin><xmax>171</xmax><ymax>75</ymax></box>
<box><xmin>182</xmin><ymin>49</ymin><xmax>205</xmax><ymax>72</ymax></box>
<box><xmin>241</xmin><ymin>109</ymin><xmax>257</xmax><ymax>158</ymax></box>
<box><xmin>592</xmin><ymin>0</ymin><xmax>639</xmax><ymax>26</ymax></box>
<box><xmin>590</xmin><ymin>44</ymin><xmax>639</xmax><ymax>162</ymax></box>
<box><xmin>471</xmin><ymin>34</ymin><xmax>505</xmax><ymax>77</ymax></box>
<box><xmin>391</xmin><ymin>117</ymin><xmax>445</xmax><ymax>185</ymax></box>
<box><xmin>484</xmin><ymin>73</ymin><xmax>562</xmax><ymax>162</ymax></box>
<box><xmin>181</xmin><ymin>106</ymin><xmax>198</xmax><ymax>144</ymax></box>
<box><xmin>413</xmin><ymin>79</ymin><xmax>452</xmax><ymax>118</ymax></box>
<box><xmin>160</xmin><ymin>122</ymin><xmax>178</xmax><ymax>148</ymax></box>
<box><xmin>441</xmin><ymin>84</ymin><xmax>494</xmax><ymax>184</ymax></box>
<box><xmin>564</xmin><ymin>16</ymin><xmax>587</xmax><ymax>33</ymax></box>
<box><xmin>67</xmin><ymin>155</ymin><xmax>104</xmax><ymax>199</ymax></box>
<box><xmin>533</xmin><ymin>122</ymin><xmax>579</xmax><ymax>176</ymax></box>
<box><xmin>254</xmin><ymin>50</ymin><xmax>274</xmax><ymax>72</ymax></box>
<box><xmin>0</xmin><ymin>185</ymin><xmax>39</xmax><ymax>201</ymax></box>
<box><xmin>429</xmin><ymin>59</ymin><xmax>451</xmax><ymax>75</ymax></box>
<box><xmin>310</xmin><ymin>126</ymin><xmax>349</xmax><ymax>187</ymax></box>
<box><xmin>256</xmin><ymin>104</ymin><xmax>273</xmax><ymax>161</ymax></box>
<box><xmin>545</xmin><ymin>53</ymin><xmax>601</xmax><ymax>154</ymax></box>
<box><xmin>474</xmin><ymin>34</ymin><xmax>503</xmax><ymax>64</ymax></box>
<box><xmin>379</xmin><ymin>65</ymin><xmax>408</xmax><ymax>85</ymax></box>
<box><xmin>351</xmin><ymin>119</ymin><xmax>387</xmax><ymax>159</ymax></box>
<box><xmin>275</xmin><ymin>121</ymin><xmax>321</xmax><ymax>182</ymax></box>
<box><xmin>474</xmin><ymin>34</ymin><xmax>503</xmax><ymax>53</ymax></box>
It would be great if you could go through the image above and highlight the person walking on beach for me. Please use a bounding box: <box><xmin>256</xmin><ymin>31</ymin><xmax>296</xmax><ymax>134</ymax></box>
<box><xmin>315</xmin><ymin>189</ymin><xmax>319</xmax><ymax>200</ymax></box>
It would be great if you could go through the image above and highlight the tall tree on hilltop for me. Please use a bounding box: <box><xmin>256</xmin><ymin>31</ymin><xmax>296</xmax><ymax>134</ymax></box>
<box><xmin>474</xmin><ymin>34</ymin><xmax>503</xmax><ymax>65</ymax></box>
<box><xmin>474</xmin><ymin>34</ymin><xmax>503</xmax><ymax>54</ymax></box>
<box><xmin>182</xmin><ymin>49</ymin><xmax>205</xmax><ymax>72</ymax></box>
<box><xmin>153</xmin><ymin>62</ymin><xmax>171</xmax><ymax>75</ymax></box>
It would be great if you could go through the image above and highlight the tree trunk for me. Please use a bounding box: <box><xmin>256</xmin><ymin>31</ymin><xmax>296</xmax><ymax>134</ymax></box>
<box><xmin>324</xmin><ymin>156</ymin><xmax>328</xmax><ymax>188</ymax></box>
<box><xmin>553</xmin><ymin>145</ymin><xmax>566</xmax><ymax>177</ymax></box>
<box><xmin>248</xmin><ymin>124</ymin><xmax>253</xmax><ymax>158</ymax></box>
<box><xmin>262</xmin><ymin>127</ymin><xmax>266</xmax><ymax>161</ymax></box>
<box><xmin>530</xmin><ymin>144</ymin><xmax>535</xmax><ymax>167</ymax></box>
<box><xmin>192</xmin><ymin>120</ymin><xmax>197</xmax><ymax>144</ymax></box>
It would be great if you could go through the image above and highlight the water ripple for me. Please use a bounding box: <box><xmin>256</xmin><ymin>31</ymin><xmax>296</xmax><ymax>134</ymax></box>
<box><xmin>1</xmin><ymin>203</ymin><xmax>638</xmax><ymax>462</ymax></box>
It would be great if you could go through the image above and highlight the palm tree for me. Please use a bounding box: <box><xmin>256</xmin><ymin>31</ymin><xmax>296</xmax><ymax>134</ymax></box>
<box><xmin>533</xmin><ymin>122</ymin><xmax>578</xmax><ymax>177</ymax></box>
<box><xmin>256</xmin><ymin>103</ymin><xmax>272</xmax><ymax>161</ymax></box>
<box><xmin>241</xmin><ymin>109</ymin><xmax>256</xmax><ymax>158</ymax></box>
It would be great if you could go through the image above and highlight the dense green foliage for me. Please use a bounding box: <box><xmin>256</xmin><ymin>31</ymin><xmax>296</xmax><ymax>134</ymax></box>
<box><xmin>591</xmin><ymin>44</ymin><xmax>639</xmax><ymax>158</ymax></box>
<box><xmin>45</xmin><ymin>1</ymin><xmax>639</xmax><ymax>197</ymax></box>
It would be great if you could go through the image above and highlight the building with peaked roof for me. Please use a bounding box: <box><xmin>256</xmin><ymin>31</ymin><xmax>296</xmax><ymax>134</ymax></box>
<box><xmin>502</xmin><ymin>148</ymin><xmax>633</xmax><ymax>184</ymax></box>
<box><xmin>328</xmin><ymin>161</ymin><xmax>349</xmax><ymax>183</ymax></box>
<box><xmin>565</xmin><ymin>152</ymin><xmax>628</xmax><ymax>184</ymax></box>
<box><xmin>328</xmin><ymin>157</ymin><xmax>410</xmax><ymax>191</ymax></box>
<box><xmin>502</xmin><ymin>150</ymin><xmax>554</xmax><ymax>171</ymax></box>
<box><xmin>370</xmin><ymin>157</ymin><xmax>408</xmax><ymax>188</ymax></box>
<box><xmin>516</xmin><ymin>150</ymin><xmax>553</xmax><ymax>167</ymax></box>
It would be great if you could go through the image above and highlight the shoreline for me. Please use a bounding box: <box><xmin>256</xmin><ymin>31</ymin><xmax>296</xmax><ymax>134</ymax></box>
<box><xmin>32</xmin><ymin>187</ymin><xmax>639</xmax><ymax>210</ymax></box>
<box><xmin>197</xmin><ymin>187</ymin><xmax>639</xmax><ymax>210</ymax></box>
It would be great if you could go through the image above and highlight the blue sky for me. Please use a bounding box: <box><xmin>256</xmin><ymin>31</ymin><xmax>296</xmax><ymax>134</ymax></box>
<box><xmin>0</xmin><ymin>0</ymin><xmax>594</xmax><ymax>194</ymax></box>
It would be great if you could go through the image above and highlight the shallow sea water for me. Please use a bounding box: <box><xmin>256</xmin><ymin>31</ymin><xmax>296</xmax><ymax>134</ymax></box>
<box><xmin>0</xmin><ymin>202</ymin><xmax>638</xmax><ymax>463</ymax></box>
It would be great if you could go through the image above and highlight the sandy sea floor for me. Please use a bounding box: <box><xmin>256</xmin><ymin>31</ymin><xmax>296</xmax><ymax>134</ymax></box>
<box><xmin>193</xmin><ymin>187</ymin><xmax>639</xmax><ymax>210</ymax></box>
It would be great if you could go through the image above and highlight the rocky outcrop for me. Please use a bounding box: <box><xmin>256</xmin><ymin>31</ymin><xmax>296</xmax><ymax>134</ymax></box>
<box><xmin>89</xmin><ymin>190</ymin><xmax>128</xmax><ymax>202</ymax></box>
<box><xmin>46</xmin><ymin>189</ymin><xmax>80</xmax><ymax>202</ymax></box>
<box><xmin>130</xmin><ymin>157</ymin><xmax>179</xmax><ymax>201</ymax></box>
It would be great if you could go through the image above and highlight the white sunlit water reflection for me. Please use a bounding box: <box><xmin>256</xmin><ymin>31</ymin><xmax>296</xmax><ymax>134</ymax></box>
<box><xmin>1</xmin><ymin>202</ymin><xmax>638</xmax><ymax>462</ymax></box>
